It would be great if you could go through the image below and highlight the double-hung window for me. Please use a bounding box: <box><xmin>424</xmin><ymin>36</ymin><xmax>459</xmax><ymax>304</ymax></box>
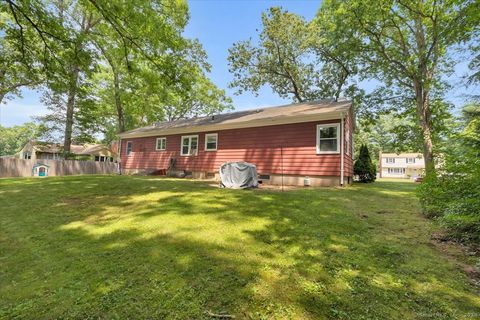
<box><xmin>181</xmin><ymin>135</ymin><xmax>199</xmax><ymax>156</ymax></box>
<box><xmin>406</xmin><ymin>157</ymin><xmax>415</xmax><ymax>164</ymax></box>
<box><xmin>205</xmin><ymin>133</ymin><xmax>218</xmax><ymax>151</ymax></box>
<box><xmin>156</xmin><ymin>137</ymin><xmax>167</xmax><ymax>151</ymax></box>
<box><xmin>386</xmin><ymin>157</ymin><xmax>395</xmax><ymax>164</ymax></box>
<box><xmin>316</xmin><ymin>123</ymin><xmax>340</xmax><ymax>154</ymax></box>
<box><xmin>126</xmin><ymin>141</ymin><xmax>133</xmax><ymax>156</ymax></box>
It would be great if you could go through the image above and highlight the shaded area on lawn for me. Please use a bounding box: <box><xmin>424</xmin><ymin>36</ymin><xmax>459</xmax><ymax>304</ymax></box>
<box><xmin>0</xmin><ymin>176</ymin><xmax>479</xmax><ymax>319</ymax></box>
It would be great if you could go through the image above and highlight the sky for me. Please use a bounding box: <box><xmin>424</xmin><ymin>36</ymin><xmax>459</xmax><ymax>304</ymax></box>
<box><xmin>0</xmin><ymin>0</ymin><xmax>476</xmax><ymax>127</ymax></box>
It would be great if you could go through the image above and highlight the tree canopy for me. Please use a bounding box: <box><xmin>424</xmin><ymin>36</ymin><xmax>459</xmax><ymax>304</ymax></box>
<box><xmin>227</xmin><ymin>7</ymin><xmax>361</xmax><ymax>103</ymax></box>
<box><xmin>1</xmin><ymin>0</ymin><xmax>232</xmax><ymax>148</ymax></box>
<box><xmin>0</xmin><ymin>122</ymin><xmax>46</xmax><ymax>156</ymax></box>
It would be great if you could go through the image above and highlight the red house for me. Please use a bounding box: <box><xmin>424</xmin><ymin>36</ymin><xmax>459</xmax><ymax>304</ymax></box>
<box><xmin>119</xmin><ymin>100</ymin><xmax>354</xmax><ymax>186</ymax></box>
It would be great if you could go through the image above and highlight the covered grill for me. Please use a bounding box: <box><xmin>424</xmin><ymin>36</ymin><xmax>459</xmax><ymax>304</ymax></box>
<box><xmin>219</xmin><ymin>162</ymin><xmax>258</xmax><ymax>189</ymax></box>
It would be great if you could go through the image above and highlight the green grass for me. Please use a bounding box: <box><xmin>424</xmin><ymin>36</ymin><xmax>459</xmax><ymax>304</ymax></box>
<box><xmin>0</xmin><ymin>176</ymin><xmax>479</xmax><ymax>319</ymax></box>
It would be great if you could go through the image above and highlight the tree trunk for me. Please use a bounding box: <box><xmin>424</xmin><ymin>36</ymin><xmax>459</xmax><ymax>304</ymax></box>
<box><xmin>99</xmin><ymin>45</ymin><xmax>126</xmax><ymax>134</ymax></box>
<box><xmin>414</xmin><ymin>81</ymin><xmax>435</xmax><ymax>174</ymax></box>
<box><xmin>63</xmin><ymin>66</ymin><xmax>79</xmax><ymax>153</ymax></box>
<box><xmin>413</xmin><ymin>16</ymin><xmax>435</xmax><ymax>175</ymax></box>
<box><xmin>112</xmin><ymin>67</ymin><xmax>125</xmax><ymax>133</ymax></box>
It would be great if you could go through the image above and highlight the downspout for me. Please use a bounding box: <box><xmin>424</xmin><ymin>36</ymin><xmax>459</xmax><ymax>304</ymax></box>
<box><xmin>340</xmin><ymin>113</ymin><xmax>345</xmax><ymax>186</ymax></box>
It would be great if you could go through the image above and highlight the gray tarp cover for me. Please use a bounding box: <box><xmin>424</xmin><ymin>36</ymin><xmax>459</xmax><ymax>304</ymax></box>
<box><xmin>219</xmin><ymin>162</ymin><xmax>258</xmax><ymax>189</ymax></box>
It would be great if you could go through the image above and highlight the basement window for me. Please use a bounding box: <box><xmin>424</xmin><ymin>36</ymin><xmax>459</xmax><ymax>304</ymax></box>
<box><xmin>316</xmin><ymin>123</ymin><xmax>340</xmax><ymax>154</ymax></box>
<box><xmin>206</xmin><ymin>172</ymin><xmax>215</xmax><ymax>179</ymax></box>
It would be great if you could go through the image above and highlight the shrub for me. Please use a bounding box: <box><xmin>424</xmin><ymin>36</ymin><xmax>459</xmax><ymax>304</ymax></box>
<box><xmin>418</xmin><ymin>103</ymin><xmax>480</xmax><ymax>244</ymax></box>
<box><xmin>354</xmin><ymin>144</ymin><xmax>376</xmax><ymax>183</ymax></box>
<box><xmin>418</xmin><ymin>151</ymin><xmax>480</xmax><ymax>243</ymax></box>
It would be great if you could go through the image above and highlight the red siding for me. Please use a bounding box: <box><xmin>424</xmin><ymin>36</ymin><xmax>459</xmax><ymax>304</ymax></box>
<box><xmin>121</xmin><ymin>117</ymin><xmax>354</xmax><ymax>177</ymax></box>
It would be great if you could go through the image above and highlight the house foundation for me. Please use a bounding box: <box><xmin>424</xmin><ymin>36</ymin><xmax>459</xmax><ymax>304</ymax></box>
<box><xmin>121</xmin><ymin>168</ymin><xmax>351</xmax><ymax>187</ymax></box>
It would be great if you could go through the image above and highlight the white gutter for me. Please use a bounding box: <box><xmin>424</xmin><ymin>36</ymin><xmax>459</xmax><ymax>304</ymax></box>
<box><xmin>340</xmin><ymin>113</ymin><xmax>345</xmax><ymax>186</ymax></box>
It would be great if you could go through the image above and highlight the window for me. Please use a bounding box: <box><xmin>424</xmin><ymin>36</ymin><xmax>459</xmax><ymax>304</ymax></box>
<box><xmin>23</xmin><ymin>152</ymin><xmax>31</xmax><ymax>160</ymax></box>
<box><xmin>181</xmin><ymin>135</ymin><xmax>199</xmax><ymax>156</ymax></box>
<box><xmin>316</xmin><ymin>123</ymin><xmax>340</xmax><ymax>154</ymax></box>
<box><xmin>406</xmin><ymin>157</ymin><xmax>415</xmax><ymax>164</ymax></box>
<box><xmin>386</xmin><ymin>157</ymin><xmax>395</xmax><ymax>164</ymax></box>
<box><xmin>205</xmin><ymin>133</ymin><xmax>218</xmax><ymax>151</ymax></box>
<box><xmin>156</xmin><ymin>137</ymin><xmax>167</xmax><ymax>151</ymax></box>
<box><xmin>388</xmin><ymin>168</ymin><xmax>405</xmax><ymax>174</ymax></box>
<box><xmin>346</xmin><ymin>129</ymin><xmax>350</xmax><ymax>155</ymax></box>
<box><xmin>126</xmin><ymin>141</ymin><xmax>133</xmax><ymax>156</ymax></box>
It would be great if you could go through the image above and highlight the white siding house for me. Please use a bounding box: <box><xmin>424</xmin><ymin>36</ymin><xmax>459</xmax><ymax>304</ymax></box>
<box><xmin>379</xmin><ymin>152</ymin><xmax>425</xmax><ymax>179</ymax></box>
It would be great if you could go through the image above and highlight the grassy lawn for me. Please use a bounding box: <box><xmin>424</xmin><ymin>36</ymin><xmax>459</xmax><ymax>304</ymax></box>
<box><xmin>0</xmin><ymin>176</ymin><xmax>479</xmax><ymax>319</ymax></box>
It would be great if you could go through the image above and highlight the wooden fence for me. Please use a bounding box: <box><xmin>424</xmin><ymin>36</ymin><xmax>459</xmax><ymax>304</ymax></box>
<box><xmin>0</xmin><ymin>158</ymin><xmax>118</xmax><ymax>178</ymax></box>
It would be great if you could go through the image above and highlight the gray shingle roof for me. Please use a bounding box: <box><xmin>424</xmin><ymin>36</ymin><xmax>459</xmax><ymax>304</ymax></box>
<box><xmin>120</xmin><ymin>99</ymin><xmax>352</xmax><ymax>138</ymax></box>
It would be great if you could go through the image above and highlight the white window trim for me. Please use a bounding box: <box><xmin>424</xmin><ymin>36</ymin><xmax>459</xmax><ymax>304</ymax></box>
<box><xmin>406</xmin><ymin>157</ymin><xmax>415</xmax><ymax>164</ymax></box>
<box><xmin>386</xmin><ymin>157</ymin><xmax>395</xmax><ymax>164</ymax></box>
<box><xmin>204</xmin><ymin>133</ymin><xmax>218</xmax><ymax>151</ymax></box>
<box><xmin>156</xmin><ymin>137</ymin><xmax>167</xmax><ymax>151</ymax></box>
<box><xmin>180</xmin><ymin>135</ymin><xmax>199</xmax><ymax>156</ymax></box>
<box><xmin>316</xmin><ymin>123</ymin><xmax>340</xmax><ymax>154</ymax></box>
<box><xmin>126</xmin><ymin>141</ymin><xmax>133</xmax><ymax>156</ymax></box>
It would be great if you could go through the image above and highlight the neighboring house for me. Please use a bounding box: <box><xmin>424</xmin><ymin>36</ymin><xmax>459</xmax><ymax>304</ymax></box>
<box><xmin>379</xmin><ymin>152</ymin><xmax>425</xmax><ymax>179</ymax></box>
<box><xmin>17</xmin><ymin>141</ymin><xmax>116</xmax><ymax>162</ymax></box>
<box><xmin>119</xmin><ymin>100</ymin><xmax>354</xmax><ymax>186</ymax></box>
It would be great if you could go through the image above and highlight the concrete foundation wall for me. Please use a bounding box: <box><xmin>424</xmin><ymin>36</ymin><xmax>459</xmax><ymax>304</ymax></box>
<box><xmin>262</xmin><ymin>174</ymin><xmax>342</xmax><ymax>187</ymax></box>
<box><xmin>122</xmin><ymin>168</ymin><xmax>350</xmax><ymax>187</ymax></box>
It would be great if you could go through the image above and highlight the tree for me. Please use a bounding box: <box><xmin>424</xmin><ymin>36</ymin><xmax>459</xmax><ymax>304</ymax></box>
<box><xmin>355</xmin><ymin>99</ymin><xmax>455</xmax><ymax>161</ymax></box>
<box><xmin>0</xmin><ymin>4</ymin><xmax>43</xmax><ymax>105</ymax></box>
<box><xmin>318</xmin><ymin>0</ymin><xmax>478</xmax><ymax>173</ymax></box>
<box><xmin>0</xmin><ymin>122</ymin><xmax>46</xmax><ymax>156</ymax></box>
<box><xmin>417</xmin><ymin>103</ymin><xmax>480</xmax><ymax>242</ymax></box>
<box><xmin>227</xmin><ymin>7</ymin><xmax>360</xmax><ymax>103</ymax></box>
<box><xmin>354</xmin><ymin>144</ymin><xmax>376</xmax><ymax>183</ymax></box>
<box><xmin>2</xmin><ymin>0</ymin><xmax>231</xmax><ymax>148</ymax></box>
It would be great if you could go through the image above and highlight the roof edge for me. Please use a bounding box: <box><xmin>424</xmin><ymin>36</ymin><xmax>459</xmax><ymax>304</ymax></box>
<box><xmin>119</xmin><ymin>111</ymin><xmax>347</xmax><ymax>139</ymax></box>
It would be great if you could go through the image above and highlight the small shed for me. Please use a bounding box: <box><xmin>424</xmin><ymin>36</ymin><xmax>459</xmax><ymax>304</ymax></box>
<box><xmin>32</xmin><ymin>163</ymin><xmax>50</xmax><ymax>177</ymax></box>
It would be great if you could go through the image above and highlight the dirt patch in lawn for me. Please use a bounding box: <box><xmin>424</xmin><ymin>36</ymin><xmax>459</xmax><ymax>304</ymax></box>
<box><xmin>431</xmin><ymin>232</ymin><xmax>480</xmax><ymax>287</ymax></box>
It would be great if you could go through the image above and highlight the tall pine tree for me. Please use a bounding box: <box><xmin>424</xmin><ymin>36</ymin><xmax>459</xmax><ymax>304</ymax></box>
<box><xmin>354</xmin><ymin>144</ymin><xmax>376</xmax><ymax>183</ymax></box>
